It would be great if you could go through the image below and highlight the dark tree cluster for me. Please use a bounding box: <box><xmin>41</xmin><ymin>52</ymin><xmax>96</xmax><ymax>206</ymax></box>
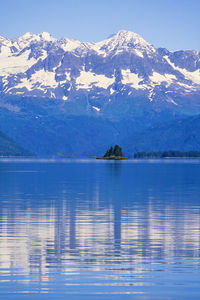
<box><xmin>104</xmin><ymin>145</ymin><xmax>124</xmax><ymax>158</ymax></box>
<box><xmin>134</xmin><ymin>150</ymin><xmax>200</xmax><ymax>158</ymax></box>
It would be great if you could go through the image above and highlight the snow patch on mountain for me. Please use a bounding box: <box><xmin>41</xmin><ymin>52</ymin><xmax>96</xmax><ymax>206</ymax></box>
<box><xmin>121</xmin><ymin>69</ymin><xmax>146</xmax><ymax>89</ymax></box>
<box><xmin>149</xmin><ymin>72</ymin><xmax>176</xmax><ymax>86</ymax></box>
<box><xmin>168</xmin><ymin>98</ymin><xmax>178</xmax><ymax>106</ymax></box>
<box><xmin>12</xmin><ymin>70</ymin><xmax>58</xmax><ymax>91</ymax></box>
<box><xmin>0</xmin><ymin>49</ymin><xmax>36</xmax><ymax>75</ymax></box>
<box><xmin>164</xmin><ymin>56</ymin><xmax>200</xmax><ymax>85</ymax></box>
<box><xmin>0</xmin><ymin>44</ymin><xmax>11</xmax><ymax>56</ymax></box>
<box><xmin>13</xmin><ymin>78</ymin><xmax>33</xmax><ymax>91</ymax></box>
<box><xmin>110</xmin><ymin>87</ymin><xmax>115</xmax><ymax>94</ymax></box>
<box><xmin>76</xmin><ymin>71</ymin><xmax>115</xmax><ymax>90</ymax></box>
<box><xmin>177</xmin><ymin>82</ymin><xmax>197</xmax><ymax>91</ymax></box>
<box><xmin>60</xmin><ymin>38</ymin><xmax>91</xmax><ymax>53</ymax></box>
<box><xmin>134</xmin><ymin>49</ymin><xmax>144</xmax><ymax>58</ymax></box>
<box><xmin>40</xmin><ymin>50</ymin><xmax>48</xmax><ymax>60</ymax></box>
<box><xmin>66</xmin><ymin>72</ymin><xmax>71</xmax><ymax>81</ymax></box>
<box><xmin>92</xmin><ymin>106</ymin><xmax>100</xmax><ymax>112</ymax></box>
<box><xmin>62</xmin><ymin>96</ymin><xmax>68</xmax><ymax>100</ymax></box>
<box><xmin>31</xmin><ymin>70</ymin><xmax>58</xmax><ymax>87</ymax></box>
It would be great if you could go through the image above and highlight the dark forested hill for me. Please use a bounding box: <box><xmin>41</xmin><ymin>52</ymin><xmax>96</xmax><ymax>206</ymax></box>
<box><xmin>122</xmin><ymin>114</ymin><xmax>200</xmax><ymax>157</ymax></box>
<box><xmin>0</xmin><ymin>129</ymin><xmax>33</xmax><ymax>156</ymax></box>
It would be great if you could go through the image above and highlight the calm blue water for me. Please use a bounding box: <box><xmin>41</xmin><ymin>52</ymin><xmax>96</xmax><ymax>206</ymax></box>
<box><xmin>0</xmin><ymin>158</ymin><xmax>200</xmax><ymax>300</ymax></box>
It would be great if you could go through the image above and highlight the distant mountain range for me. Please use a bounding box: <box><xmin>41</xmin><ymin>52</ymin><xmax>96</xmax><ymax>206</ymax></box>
<box><xmin>0</xmin><ymin>30</ymin><xmax>200</xmax><ymax>156</ymax></box>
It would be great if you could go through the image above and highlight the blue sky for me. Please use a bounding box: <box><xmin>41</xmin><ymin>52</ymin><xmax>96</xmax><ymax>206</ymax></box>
<box><xmin>0</xmin><ymin>0</ymin><xmax>199</xmax><ymax>50</ymax></box>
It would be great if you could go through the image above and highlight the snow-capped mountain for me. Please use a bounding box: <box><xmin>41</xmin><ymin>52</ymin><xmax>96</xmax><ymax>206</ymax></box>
<box><xmin>1</xmin><ymin>30</ymin><xmax>200</xmax><ymax>156</ymax></box>
<box><xmin>0</xmin><ymin>29</ymin><xmax>200</xmax><ymax>112</ymax></box>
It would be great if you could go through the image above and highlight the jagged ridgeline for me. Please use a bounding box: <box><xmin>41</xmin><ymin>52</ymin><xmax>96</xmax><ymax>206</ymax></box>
<box><xmin>0</xmin><ymin>30</ymin><xmax>200</xmax><ymax>109</ymax></box>
<box><xmin>104</xmin><ymin>145</ymin><xmax>125</xmax><ymax>158</ymax></box>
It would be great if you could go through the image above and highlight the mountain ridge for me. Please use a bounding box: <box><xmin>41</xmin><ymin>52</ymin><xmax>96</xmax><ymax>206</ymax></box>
<box><xmin>0</xmin><ymin>29</ymin><xmax>199</xmax><ymax>116</ymax></box>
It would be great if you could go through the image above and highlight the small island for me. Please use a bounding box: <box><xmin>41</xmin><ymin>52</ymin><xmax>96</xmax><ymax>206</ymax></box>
<box><xmin>97</xmin><ymin>145</ymin><xmax>127</xmax><ymax>160</ymax></box>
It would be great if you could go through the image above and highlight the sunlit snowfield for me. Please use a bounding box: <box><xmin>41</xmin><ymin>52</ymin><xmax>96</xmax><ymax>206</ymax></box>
<box><xmin>0</xmin><ymin>159</ymin><xmax>200</xmax><ymax>300</ymax></box>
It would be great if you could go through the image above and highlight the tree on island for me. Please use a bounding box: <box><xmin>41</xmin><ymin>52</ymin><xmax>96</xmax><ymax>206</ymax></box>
<box><xmin>104</xmin><ymin>145</ymin><xmax>124</xmax><ymax>158</ymax></box>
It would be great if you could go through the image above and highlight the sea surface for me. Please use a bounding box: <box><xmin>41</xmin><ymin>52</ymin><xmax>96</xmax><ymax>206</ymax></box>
<box><xmin>0</xmin><ymin>158</ymin><xmax>200</xmax><ymax>300</ymax></box>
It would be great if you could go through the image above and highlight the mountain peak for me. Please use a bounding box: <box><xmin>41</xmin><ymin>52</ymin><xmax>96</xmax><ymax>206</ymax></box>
<box><xmin>18</xmin><ymin>32</ymin><xmax>38</xmax><ymax>40</ymax></box>
<box><xmin>0</xmin><ymin>35</ymin><xmax>9</xmax><ymax>42</ymax></box>
<box><xmin>106</xmin><ymin>30</ymin><xmax>139</xmax><ymax>39</ymax></box>
<box><xmin>115</xmin><ymin>29</ymin><xmax>141</xmax><ymax>38</ymax></box>
<box><xmin>113</xmin><ymin>30</ymin><xmax>151</xmax><ymax>47</ymax></box>
<box><xmin>95</xmin><ymin>29</ymin><xmax>155</xmax><ymax>56</ymax></box>
<box><xmin>11</xmin><ymin>32</ymin><xmax>56</xmax><ymax>50</ymax></box>
<box><xmin>39</xmin><ymin>32</ymin><xmax>55</xmax><ymax>41</ymax></box>
<box><xmin>15</xmin><ymin>32</ymin><xmax>55</xmax><ymax>43</ymax></box>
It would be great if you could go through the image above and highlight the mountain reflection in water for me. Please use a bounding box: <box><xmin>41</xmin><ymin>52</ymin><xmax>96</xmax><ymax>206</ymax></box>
<box><xmin>0</xmin><ymin>159</ymin><xmax>200</xmax><ymax>299</ymax></box>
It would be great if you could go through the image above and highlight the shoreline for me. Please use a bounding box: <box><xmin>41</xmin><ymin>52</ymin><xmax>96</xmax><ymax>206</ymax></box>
<box><xmin>96</xmin><ymin>157</ymin><xmax>128</xmax><ymax>160</ymax></box>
